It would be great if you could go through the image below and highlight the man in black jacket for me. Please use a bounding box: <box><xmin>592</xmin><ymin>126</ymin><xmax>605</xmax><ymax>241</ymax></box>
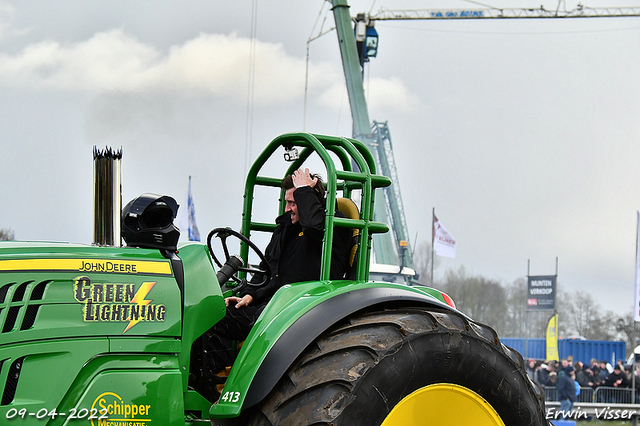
<box><xmin>203</xmin><ymin>168</ymin><xmax>352</xmax><ymax>371</ymax></box>
<box><xmin>226</xmin><ymin>168</ymin><xmax>351</xmax><ymax>313</ymax></box>
<box><xmin>557</xmin><ymin>365</ymin><xmax>577</xmax><ymax>419</ymax></box>
<box><xmin>605</xmin><ymin>364</ymin><xmax>630</xmax><ymax>388</ymax></box>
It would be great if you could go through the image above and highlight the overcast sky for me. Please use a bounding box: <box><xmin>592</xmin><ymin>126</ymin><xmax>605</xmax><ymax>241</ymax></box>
<box><xmin>1</xmin><ymin>0</ymin><xmax>639</xmax><ymax>318</ymax></box>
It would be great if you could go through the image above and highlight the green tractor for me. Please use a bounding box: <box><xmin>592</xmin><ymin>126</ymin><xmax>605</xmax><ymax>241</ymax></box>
<box><xmin>0</xmin><ymin>133</ymin><xmax>548</xmax><ymax>425</ymax></box>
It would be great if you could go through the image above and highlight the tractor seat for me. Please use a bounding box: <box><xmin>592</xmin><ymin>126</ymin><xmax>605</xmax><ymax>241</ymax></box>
<box><xmin>336</xmin><ymin>198</ymin><xmax>360</xmax><ymax>279</ymax></box>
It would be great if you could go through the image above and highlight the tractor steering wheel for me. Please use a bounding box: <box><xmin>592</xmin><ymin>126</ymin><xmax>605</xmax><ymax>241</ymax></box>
<box><xmin>207</xmin><ymin>227</ymin><xmax>271</xmax><ymax>287</ymax></box>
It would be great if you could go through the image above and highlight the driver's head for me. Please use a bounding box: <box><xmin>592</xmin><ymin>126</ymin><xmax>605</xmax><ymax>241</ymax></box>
<box><xmin>284</xmin><ymin>188</ymin><xmax>299</xmax><ymax>224</ymax></box>
<box><xmin>281</xmin><ymin>171</ymin><xmax>325</xmax><ymax>224</ymax></box>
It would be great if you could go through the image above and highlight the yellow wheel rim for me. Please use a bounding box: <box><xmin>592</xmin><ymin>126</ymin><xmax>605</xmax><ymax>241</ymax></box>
<box><xmin>380</xmin><ymin>383</ymin><xmax>505</xmax><ymax>426</ymax></box>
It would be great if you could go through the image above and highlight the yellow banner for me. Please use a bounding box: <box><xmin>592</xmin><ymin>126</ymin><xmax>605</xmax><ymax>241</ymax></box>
<box><xmin>546</xmin><ymin>313</ymin><xmax>559</xmax><ymax>361</ymax></box>
<box><xmin>0</xmin><ymin>258</ymin><xmax>172</xmax><ymax>276</ymax></box>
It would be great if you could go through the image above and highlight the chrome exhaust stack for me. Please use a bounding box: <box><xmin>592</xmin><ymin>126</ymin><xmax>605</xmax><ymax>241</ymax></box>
<box><xmin>93</xmin><ymin>147</ymin><xmax>122</xmax><ymax>246</ymax></box>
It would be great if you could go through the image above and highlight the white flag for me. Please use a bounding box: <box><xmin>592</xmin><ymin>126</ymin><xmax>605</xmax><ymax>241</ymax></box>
<box><xmin>635</xmin><ymin>212</ymin><xmax>640</xmax><ymax>321</ymax></box>
<box><xmin>180</xmin><ymin>176</ymin><xmax>201</xmax><ymax>242</ymax></box>
<box><xmin>433</xmin><ymin>214</ymin><xmax>456</xmax><ymax>258</ymax></box>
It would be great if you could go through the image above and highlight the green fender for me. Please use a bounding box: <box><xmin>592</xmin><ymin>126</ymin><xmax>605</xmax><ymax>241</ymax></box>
<box><xmin>210</xmin><ymin>280</ymin><xmax>460</xmax><ymax>418</ymax></box>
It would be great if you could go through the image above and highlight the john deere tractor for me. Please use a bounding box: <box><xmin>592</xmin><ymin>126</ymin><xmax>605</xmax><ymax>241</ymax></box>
<box><xmin>0</xmin><ymin>133</ymin><xmax>548</xmax><ymax>425</ymax></box>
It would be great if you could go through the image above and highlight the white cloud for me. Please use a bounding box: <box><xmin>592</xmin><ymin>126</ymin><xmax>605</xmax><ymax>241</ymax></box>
<box><xmin>0</xmin><ymin>27</ymin><xmax>421</xmax><ymax>113</ymax></box>
<box><xmin>160</xmin><ymin>32</ymin><xmax>308</xmax><ymax>102</ymax></box>
<box><xmin>318</xmin><ymin>75</ymin><xmax>420</xmax><ymax>114</ymax></box>
<box><xmin>0</xmin><ymin>29</ymin><xmax>311</xmax><ymax>104</ymax></box>
<box><xmin>0</xmin><ymin>30</ymin><xmax>159</xmax><ymax>91</ymax></box>
<box><xmin>0</xmin><ymin>1</ymin><xmax>30</xmax><ymax>40</ymax></box>
<box><xmin>0</xmin><ymin>1</ymin><xmax>15</xmax><ymax>39</ymax></box>
<box><xmin>366</xmin><ymin>76</ymin><xmax>421</xmax><ymax>112</ymax></box>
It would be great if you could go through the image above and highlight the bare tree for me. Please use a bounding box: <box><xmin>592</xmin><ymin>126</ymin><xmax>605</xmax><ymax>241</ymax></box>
<box><xmin>558</xmin><ymin>290</ymin><xmax>617</xmax><ymax>340</ymax></box>
<box><xmin>0</xmin><ymin>228</ymin><xmax>14</xmax><ymax>241</ymax></box>
<box><xmin>502</xmin><ymin>278</ymin><xmax>529</xmax><ymax>337</ymax></box>
<box><xmin>616</xmin><ymin>313</ymin><xmax>640</xmax><ymax>356</ymax></box>
<box><xmin>412</xmin><ymin>240</ymin><xmax>439</xmax><ymax>286</ymax></box>
<box><xmin>439</xmin><ymin>266</ymin><xmax>507</xmax><ymax>329</ymax></box>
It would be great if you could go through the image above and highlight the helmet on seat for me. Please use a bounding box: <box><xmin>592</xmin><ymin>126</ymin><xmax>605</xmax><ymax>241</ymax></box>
<box><xmin>121</xmin><ymin>193</ymin><xmax>180</xmax><ymax>250</ymax></box>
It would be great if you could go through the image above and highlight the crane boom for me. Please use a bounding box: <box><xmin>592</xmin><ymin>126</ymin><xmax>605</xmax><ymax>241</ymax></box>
<box><xmin>371</xmin><ymin>121</ymin><xmax>413</xmax><ymax>269</ymax></box>
<box><xmin>369</xmin><ymin>6</ymin><xmax>640</xmax><ymax>21</ymax></box>
<box><xmin>331</xmin><ymin>0</ymin><xmax>401</xmax><ymax>267</ymax></box>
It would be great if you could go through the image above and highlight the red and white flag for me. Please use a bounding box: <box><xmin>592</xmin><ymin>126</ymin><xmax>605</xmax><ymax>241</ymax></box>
<box><xmin>433</xmin><ymin>214</ymin><xmax>457</xmax><ymax>258</ymax></box>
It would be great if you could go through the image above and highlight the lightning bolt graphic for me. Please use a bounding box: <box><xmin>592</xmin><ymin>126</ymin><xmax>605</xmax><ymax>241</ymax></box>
<box><xmin>123</xmin><ymin>281</ymin><xmax>156</xmax><ymax>333</ymax></box>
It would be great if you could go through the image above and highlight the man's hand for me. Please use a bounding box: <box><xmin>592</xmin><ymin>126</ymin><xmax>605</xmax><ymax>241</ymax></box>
<box><xmin>292</xmin><ymin>168</ymin><xmax>317</xmax><ymax>189</ymax></box>
<box><xmin>225</xmin><ymin>294</ymin><xmax>253</xmax><ymax>308</ymax></box>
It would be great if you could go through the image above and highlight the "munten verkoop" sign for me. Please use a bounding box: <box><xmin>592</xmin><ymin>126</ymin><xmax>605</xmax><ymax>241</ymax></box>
<box><xmin>527</xmin><ymin>275</ymin><xmax>556</xmax><ymax>310</ymax></box>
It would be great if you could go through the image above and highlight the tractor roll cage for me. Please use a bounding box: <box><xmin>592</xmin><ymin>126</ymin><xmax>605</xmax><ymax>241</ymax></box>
<box><xmin>240</xmin><ymin>133</ymin><xmax>391</xmax><ymax>282</ymax></box>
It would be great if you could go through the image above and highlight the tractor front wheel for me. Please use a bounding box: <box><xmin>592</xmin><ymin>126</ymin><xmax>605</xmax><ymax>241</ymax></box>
<box><xmin>247</xmin><ymin>306</ymin><xmax>548</xmax><ymax>426</ymax></box>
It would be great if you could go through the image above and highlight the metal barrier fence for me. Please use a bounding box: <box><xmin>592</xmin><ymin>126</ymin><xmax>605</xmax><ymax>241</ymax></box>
<box><xmin>594</xmin><ymin>386</ymin><xmax>637</xmax><ymax>404</ymax></box>
<box><xmin>578</xmin><ymin>386</ymin><xmax>594</xmax><ymax>403</ymax></box>
<box><xmin>544</xmin><ymin>386</ymin><xmax>557</xmax><ymax>401</ymax></box>
<box><xmin>544</xmin><ymin>386</ymin><xmax>638</xmax><ymax>404</ymax></box>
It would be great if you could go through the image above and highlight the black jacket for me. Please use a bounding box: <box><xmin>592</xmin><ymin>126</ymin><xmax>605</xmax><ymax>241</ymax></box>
<box><xmin>604</xmin><ymin>370</ymin><xmax>630</xmax><ymax>388</ymax></box>
<box><xmin>243</xmin><ymin>186</ymin><xmax>352</xmax><ymax>306</ymax></box>
<box><xmin>557</xmin><ymin>374</ymin><xmax>577</xmax><ymax>402</ymax></box>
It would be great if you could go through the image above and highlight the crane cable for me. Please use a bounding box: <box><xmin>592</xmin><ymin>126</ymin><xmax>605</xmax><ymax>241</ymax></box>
<box><xmin>304</xmin><ymin>1</ymin><xmax>334</xmax><ymax>131</ymax></box>
<box><xmin>462</xmin><ymin>0</ymin><xmax>498</xmax><ymax>8</ymax></box>
<box><xmin>245</xmin><ymin>0</ymin><xmax>259</xmax><ymax>174</ymax></box>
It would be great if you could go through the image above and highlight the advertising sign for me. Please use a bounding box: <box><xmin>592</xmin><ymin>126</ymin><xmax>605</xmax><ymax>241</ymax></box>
<box><xmin>546</xmin><ymin>313</ymin><xmax>559</xmax><ymax>361</ymax></box>
<box><xmin>527</xmin><ymin>275</ymin><xmax>556</xmax><ymax>310</ymax></box>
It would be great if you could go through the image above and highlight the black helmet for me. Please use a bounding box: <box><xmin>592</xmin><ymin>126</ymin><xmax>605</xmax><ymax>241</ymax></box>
<box><xmin>121</xmin><ymin>193</ymin><xmax>180</xmax><ymax>250</ymax></box>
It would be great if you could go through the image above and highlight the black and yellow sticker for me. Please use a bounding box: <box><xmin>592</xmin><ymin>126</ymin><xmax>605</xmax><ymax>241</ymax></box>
<box><xmin>0</xmin><ymin>258</ymin><xmax>173</xmax><ymax>276</ymax></box>
<box><xmin>74</xmin><ymin>276</ymin><xmax>166</xmax><ymax>333</ymax></box>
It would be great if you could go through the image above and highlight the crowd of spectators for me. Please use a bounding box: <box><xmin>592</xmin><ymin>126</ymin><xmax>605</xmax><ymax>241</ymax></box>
<box><xmin>527</xmin><ymin>356</ymin><xmax>640</xmax><ymax>406</ymax></box>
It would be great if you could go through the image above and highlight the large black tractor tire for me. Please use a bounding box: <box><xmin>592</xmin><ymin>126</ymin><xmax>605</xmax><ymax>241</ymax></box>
<box><xmin>247</xmin><ymin>306</ymin><xmax>548</xmax><ymax>426</ymax></box>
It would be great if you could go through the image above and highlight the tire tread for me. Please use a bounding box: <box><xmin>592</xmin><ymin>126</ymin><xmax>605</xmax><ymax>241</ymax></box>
<box><xmin>247</xmin><ymin>306</ymin><xmax>548</xmax><ymax>426</ymax></box>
